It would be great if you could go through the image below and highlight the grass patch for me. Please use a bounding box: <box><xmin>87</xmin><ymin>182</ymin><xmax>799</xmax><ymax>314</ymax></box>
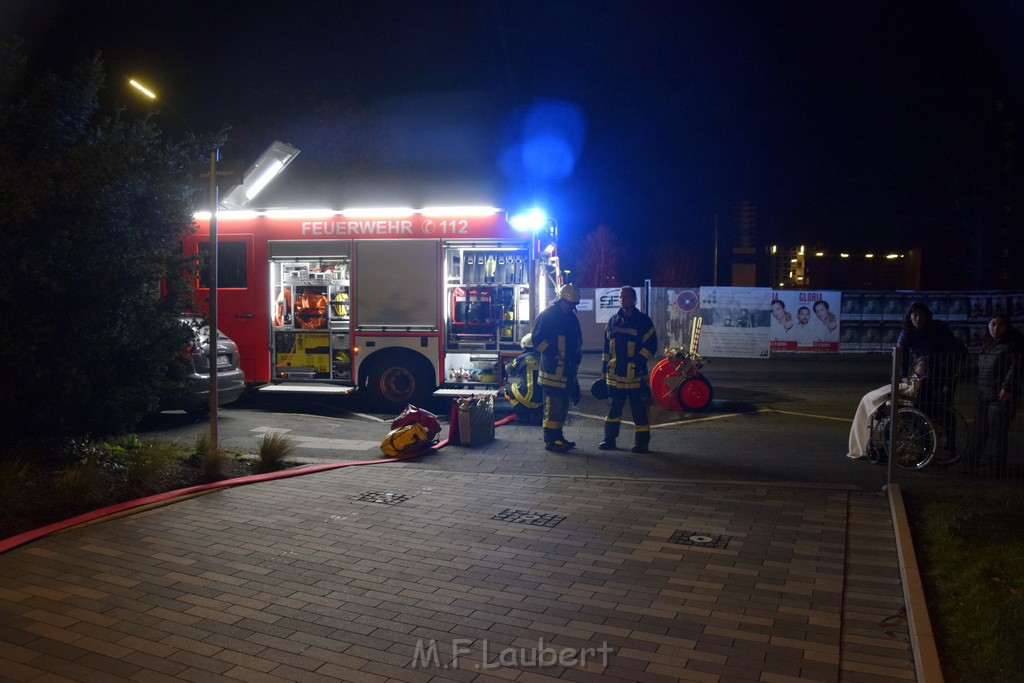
<box><xmin>907</xmin><ymin>487</ymin><xmax>1024</xmax><ymax>682</ymax></box>
<box><xmin>194</xmin><ymin>432</ymin><xmax>227</xmax><ymax>481</ymax></box>
<box><xmin>256</xmin><ymin>433</ymin><xmax>295</xmax><ymax>472</ymax></box>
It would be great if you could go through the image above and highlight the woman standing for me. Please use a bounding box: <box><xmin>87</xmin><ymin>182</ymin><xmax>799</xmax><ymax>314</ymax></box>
<box><xmin>967</xmin><ymin>314</ymin><xmax>1024</xmax><ymax>473</ymax></box>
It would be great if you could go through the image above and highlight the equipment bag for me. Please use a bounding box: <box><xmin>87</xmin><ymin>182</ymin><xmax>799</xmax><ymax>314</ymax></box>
<box><xmin>294</xmin><ymin>291</ymin><xmax>328</xmax><ymax>329</ymax></box>
<box><xmin>391</xmin><ymin>405</ymin><xmax>441</xmax><ymax>441</ymax></box>
<box><xmin>457</xmin><ymin>395</ymin><xmax>495</xmax><ymax>447</ymax></box>
<box><xmin>380</xmin><ymin>423</ymin><xmax>432</xmax><ymax>457</ymax></box>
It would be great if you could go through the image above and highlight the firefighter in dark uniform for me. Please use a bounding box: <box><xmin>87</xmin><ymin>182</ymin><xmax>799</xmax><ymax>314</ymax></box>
<box><xmin>531</xmin><ymin>283</ymin><xmax>583</xmax><ymax>452</ymax></box>
<box><xmin>502</xmin><ymin>333</ymin><xmax>542</xmax><ymax>423</ymax></box>
<box><xmin>599</xmin><ymin>286</ymin><xmax>658</xmax><ymax>453</ymax></box>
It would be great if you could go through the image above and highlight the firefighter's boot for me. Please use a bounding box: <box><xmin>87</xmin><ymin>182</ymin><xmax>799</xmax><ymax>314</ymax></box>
<box><xmin>598</xmin><ymin>422</ymin><xmax>619</xmax><ymax>450</ymax></box>
<box><xmin>544</xmin><ymin>428</ymin><xmax>572</xmax><ymax>453</ymax></box>
<box><xmin>631</xmin><ymin>431</ymin><xmax>651</xmax><ymax>454</ymax></box>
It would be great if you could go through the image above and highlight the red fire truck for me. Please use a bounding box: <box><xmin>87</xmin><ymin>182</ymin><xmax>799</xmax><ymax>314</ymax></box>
<box><xmin>185</xmin><ymin>206</ymin><xmax>561</xmax><ymax>408</ymax></box>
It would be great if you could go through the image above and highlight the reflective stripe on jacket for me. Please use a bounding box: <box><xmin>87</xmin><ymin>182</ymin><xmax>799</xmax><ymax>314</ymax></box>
<box><xmin>531</xmin><ymin>302</ymin><xmax>582</xmax><ymax>390</ymax></box>
<box><xmin>504</xmin><ymin>352</ymin><xmax>541</xmax><ymax>408</ymax></box>
<box><xmin>603</xmin><ymin>308</ymin><xmax>658</xmax><ymax>390</ymax></box>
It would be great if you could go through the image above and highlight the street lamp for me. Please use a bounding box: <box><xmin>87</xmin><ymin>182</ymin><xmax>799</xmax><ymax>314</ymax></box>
<box><xmin>221</xmin><ymin>141</ymin><xmax>300</xmax><ymax>210</ymax></box>
<box><xmin>128</xmin><ymin>79</ymin><xmax>157</xmax><ymax>100</ymax></box>
<box><xmin>128</xmin><ymin>78</ymin><xmax>298</xmax><ymax>452</ymax></box>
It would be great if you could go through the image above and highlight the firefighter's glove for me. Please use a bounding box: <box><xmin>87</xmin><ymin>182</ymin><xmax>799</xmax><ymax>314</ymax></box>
<box><xmin>569</xmin><ymin>378</ymin><xmax>581</xmax><ymax>406</ymax></box>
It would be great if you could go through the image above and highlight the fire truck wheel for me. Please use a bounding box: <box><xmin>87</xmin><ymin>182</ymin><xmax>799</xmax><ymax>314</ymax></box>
<box><xmin>364</xmin><ymin>353</ymin><xmax>434</xmax><ymax>410</ymax></box>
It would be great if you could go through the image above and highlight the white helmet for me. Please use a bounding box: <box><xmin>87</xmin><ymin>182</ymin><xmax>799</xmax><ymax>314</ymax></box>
<box><xmin>558</xmin><ymin>283</ymin><xmax>581</xmax><ymax>304</ymax></box>
<box><xmin>520</xmin><ymin>333</ymin><xmax>533</xmax><ymax>350</ymax></box>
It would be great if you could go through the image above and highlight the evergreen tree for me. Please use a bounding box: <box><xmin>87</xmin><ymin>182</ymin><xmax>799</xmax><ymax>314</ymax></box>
<box><xmin>0</xmin><ymin>41</ymin><xmax>201</xmax><ymax>443</ymax></box>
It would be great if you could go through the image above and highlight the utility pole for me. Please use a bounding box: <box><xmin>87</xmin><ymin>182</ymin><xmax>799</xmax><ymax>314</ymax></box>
<box><xmin>713</xmin><ymin>213</ymin><xmax>719</xmax><ymax>286</ymax></box>
<box><xmin>207</xmin><ymin>149</ymin><xmax>219</xmax><ymax>450</ymax></box>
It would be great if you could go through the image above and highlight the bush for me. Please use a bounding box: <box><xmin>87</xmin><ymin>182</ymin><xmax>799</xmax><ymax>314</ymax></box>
<box><xmin>56</xmin><ymin>461</ymin><xmax>111</xmax><ymax>508</ymax></box>
<box><xmin>119</xmin><ymin>442</ymin><xmax>185</xmax><ymax>496</ymax></box>
<box><xmin>0</xmin><ymin>458</ymin><xmax>32</xmax><ymax>515</ymax></box>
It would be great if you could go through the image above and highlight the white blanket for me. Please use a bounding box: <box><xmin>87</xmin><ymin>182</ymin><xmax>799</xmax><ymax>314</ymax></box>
<box><xmin>847</xmin><ymin>385</ymin><xmax>891</xmax><ymax>458</ymax></box>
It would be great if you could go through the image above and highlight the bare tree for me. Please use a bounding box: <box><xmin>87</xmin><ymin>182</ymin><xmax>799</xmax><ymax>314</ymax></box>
<box><xmin>575</xmin><ymin>225</ymin><xmax>621</xmax><ymax>287</ymax></box>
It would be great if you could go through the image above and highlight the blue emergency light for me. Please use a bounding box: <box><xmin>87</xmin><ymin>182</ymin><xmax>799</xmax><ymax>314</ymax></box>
<box><xmin>508</xmin><ymin>208</ymin><xmax>550</xmax><ymax>232</ymax></box>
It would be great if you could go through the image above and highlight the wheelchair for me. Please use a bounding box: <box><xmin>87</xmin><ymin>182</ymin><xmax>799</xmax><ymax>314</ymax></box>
<box><xmin>866</xmin><ymin>377</ymin><xmax>962</xmax><ymax>470</ymax></box>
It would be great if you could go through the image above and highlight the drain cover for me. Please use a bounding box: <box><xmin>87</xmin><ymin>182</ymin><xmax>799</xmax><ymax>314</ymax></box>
<box><xmin>493</xmin><ymin>509</ymin><xmax>566</xmax><ymax>528</ymax></box>
<box><xmin>356</xmin><ymin>492</ymin><xmax>409</xmax><ymax>505</ymax></box>
<box><xmin>669</xmin><ymin>530</ymin><xmax>731</xmax><ymax>549</ymax></box>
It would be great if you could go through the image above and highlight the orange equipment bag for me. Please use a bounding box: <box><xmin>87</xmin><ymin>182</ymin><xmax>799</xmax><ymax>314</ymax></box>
<box><xmin>294</xmin><ymin>291</ymin><xmax>328</xmax><ymax>329</ymax></box>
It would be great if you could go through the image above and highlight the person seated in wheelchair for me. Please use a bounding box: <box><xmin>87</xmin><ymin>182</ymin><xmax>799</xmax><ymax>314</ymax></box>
<box><xmin>906</xmin><ymin>355</ymin><xmax>962</xmax><ymax>453</ymax></box>
<box><xmin>501</xmin><ymin>334</ymin><xmax>542</xmax><ymax>424</ymax></box>
<box><xmin>847</xmin><ymin>357</ymin><xmax>927</xmax><ymax>459</ymax></box>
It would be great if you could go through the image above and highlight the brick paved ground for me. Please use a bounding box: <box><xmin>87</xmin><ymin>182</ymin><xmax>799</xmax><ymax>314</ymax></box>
<box><xmin>0</xmin><ymin>459</ymin><xmax>915</xmax><ymax>682</ymax></box>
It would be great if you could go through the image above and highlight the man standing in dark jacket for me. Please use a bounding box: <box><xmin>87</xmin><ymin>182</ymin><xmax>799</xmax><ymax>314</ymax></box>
<box><xmin>599</xmin><ymin>286</ymin><xmax>659</xmax><ymax>453</ymax></box>
<box><xmin>531</xmin><ymin>284</ymin><xmax>583</xmax><ymax>453</ymax></box>
<box><xmin>895</xmin><ymin>302</ymin><xmax>966</xmax><ymax>375</ymax></box>
<box><xmin>967</xmin><ymin>313</ymin><xmax>1023</xmax><ymax>473</ymax></box>
<box><xmin>896</xmin><ymin>302</ymin><xmax>967</xmax><ymax>449</ymax></box>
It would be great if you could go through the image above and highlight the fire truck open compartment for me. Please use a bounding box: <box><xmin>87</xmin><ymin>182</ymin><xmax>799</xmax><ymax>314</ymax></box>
<box><xmin>268</xmin><ymin>240</ymin><xmax>351</xmax><ymax>382</ymax></box>
<box><xmin>442</xmin><ymin>241</ymin><xmax>533</xmax><ymax>392</ymax></box>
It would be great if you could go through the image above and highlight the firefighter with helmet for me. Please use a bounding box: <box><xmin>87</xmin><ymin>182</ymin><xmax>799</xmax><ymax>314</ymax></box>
<box><xmin>501</xmin><ymin>333</ymin><xmax>542</xmax><ymax>423</ymax></box>
<box><xmin>599</xmin><ymin>286</ymin><xmax>658</xmax><ymax>453</ymax></box>
<box><xmin>530</xmin><ymin>283</ymin><xmax>583</xmax><ymax>452</ymax></box>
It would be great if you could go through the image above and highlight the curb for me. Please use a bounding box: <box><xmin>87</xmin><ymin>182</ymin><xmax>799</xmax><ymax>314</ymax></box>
<box><xmin>888</xmin><ymin>483</ymin><xmax>945</xmax><ymax>683</ymax></box>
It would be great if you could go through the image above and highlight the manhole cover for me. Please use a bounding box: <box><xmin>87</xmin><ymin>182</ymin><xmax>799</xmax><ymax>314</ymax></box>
<box><xmin>493</xmin><ymin>509</ymin><xmax>566</xmax><ymax>528</ymax></box>
<box><xmin>355</xmin><ymin>492</ymin><xmax>409</xmax><ymax>505</ymax></box>
<box><xmin>669</xmin><ymin>530</ymin><xmax>731</xmax><ymax>549</ymax></box>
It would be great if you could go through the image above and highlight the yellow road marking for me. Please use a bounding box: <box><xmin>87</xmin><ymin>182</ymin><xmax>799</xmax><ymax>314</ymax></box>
<box><xmin>570</xmin><ymin>411</ymin><xmax>615</xmax><ymax>422</ymax></box>
<box><xmin>767</xmin><ymin>408</ymin><xmax>852</xmax><ymax>423</ymax></box>
<box><xmin>649</xmin><ymin>412</ymin><xmax>748</xmax><ymax>429</ymax></box>
<box><xmin>570</xmin><ymin>406</ymin><xmax>852</xmax><ymax>428</ymax></box>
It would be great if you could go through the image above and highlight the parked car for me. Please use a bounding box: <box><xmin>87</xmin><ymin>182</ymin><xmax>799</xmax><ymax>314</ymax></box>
<box><xmin>158</xmin><ymin>317</ymin><xmax>246</xmax><ymax>414</ymax></box>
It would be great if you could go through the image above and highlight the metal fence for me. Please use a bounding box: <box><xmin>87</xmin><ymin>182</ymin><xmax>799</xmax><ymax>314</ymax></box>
<box><xmin>882</xmin><ymin>348</ymin><xmax>1024</xmax><ymax>490</ymax></box>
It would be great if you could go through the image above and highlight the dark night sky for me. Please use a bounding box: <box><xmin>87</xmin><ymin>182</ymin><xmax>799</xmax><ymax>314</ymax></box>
<box><xmin>4</xmin><ymin>0</ymin><xmax>1023</xmax><ymax>283</ymax></box>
